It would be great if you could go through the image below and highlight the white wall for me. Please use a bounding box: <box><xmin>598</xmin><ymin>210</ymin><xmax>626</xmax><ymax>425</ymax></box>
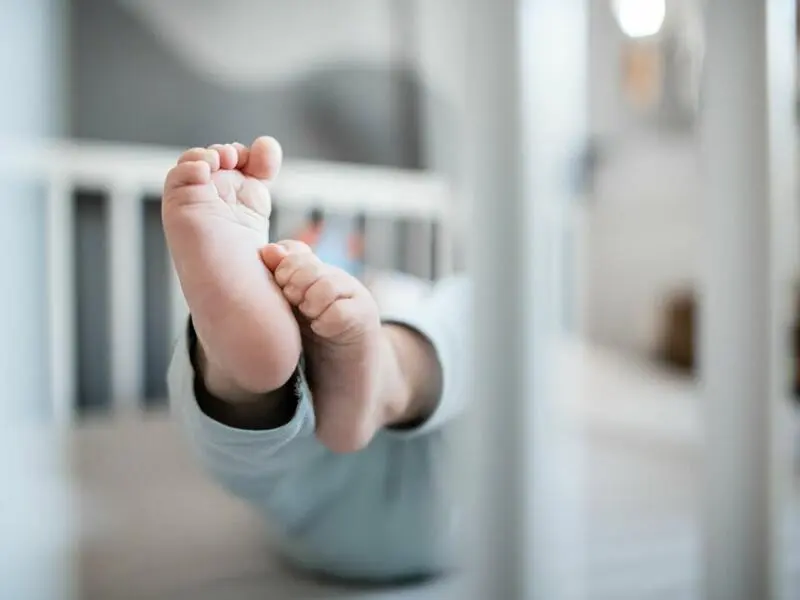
<box><xmin>587</xmin><ymin>134</ymin><xmax>701</xmax><ymax>353</ymax></box>
<box><xmin>585</xmin><ymin>0</ymin><xmax>702</xmax><ymax>354</ymax></box>
<box><xmin>412</xmin><ymin>0</ymin><xmax>708</xmax><ymax>344</ymax></box>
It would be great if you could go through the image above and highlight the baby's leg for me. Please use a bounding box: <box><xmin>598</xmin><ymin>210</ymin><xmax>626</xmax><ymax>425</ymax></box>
<box><xmin>262</xmin><ymin>242</ymin><xmax>402</xmax><ymax>453</ymax></box>
<box><xmin>162</xmin><ymin>138</ymin><xmax>301</xmax><ymax>394</ymax></box>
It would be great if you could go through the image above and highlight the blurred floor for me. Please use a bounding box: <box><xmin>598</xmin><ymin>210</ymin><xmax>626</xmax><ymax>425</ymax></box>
<box><xmin>69</xmin><ymin>349</ymin><xmax>800</xmax><ymax>600</ymax></box>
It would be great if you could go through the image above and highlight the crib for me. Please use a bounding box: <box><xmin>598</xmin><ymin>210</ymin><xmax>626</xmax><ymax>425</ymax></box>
<box><xmin>31</xmin><ymin>139</ymin><xmax>455</xmax><ymax>425</ymax></box>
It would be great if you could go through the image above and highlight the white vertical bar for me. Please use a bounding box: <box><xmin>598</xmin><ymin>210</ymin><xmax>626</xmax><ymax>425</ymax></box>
<box><xmin>700</xmin><ymin>1</ymin><xmax>796</xmax><ymax>599</ymax></box>
<box><xmin>521</xmin><ymin>4</ymin><xmax>588</xmax><ymax>599</ymax></box>
<box><xmin>461</xmin><ymin>1</ymin><xmax>587</xmax><ymax>599</ymax></box>
<box><xmin>46</xmin><ymin>176</ymin><xmax>75</xmax><ymax>426</ymax></box>
<box><xmin>108</xmin><ymin>184</ymin><xmax>144</xmax><ymax>415</ymax></box>
<box><xmin>767</xmin><ymin>2</ymin><xmax>799</xmax><ymax>596</ymax></box>
<box><xmin>461</xmin><ymin>4</ymin><xmax>530</xmax><ymax>592</ymax></box>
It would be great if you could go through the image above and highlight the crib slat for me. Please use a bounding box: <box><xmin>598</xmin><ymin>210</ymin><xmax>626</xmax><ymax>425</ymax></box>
<box><xmin>700</xmin><ymin>2</ymin><xmax>796</xmax><ymax>599</ymax></box>
<box><xmin>462</xmin><ymin>0</ymin><xmax>588</xmax><ymax>598</ymax></box>
<box><xmin>108</xmin><ymin>185</ymin><xmax>144</xmax><ymax>415</ymax></box>
<box><xmin>47</xmin><ymin>177</ymin><xmax>76</xmax><ymax>426</ymax></box>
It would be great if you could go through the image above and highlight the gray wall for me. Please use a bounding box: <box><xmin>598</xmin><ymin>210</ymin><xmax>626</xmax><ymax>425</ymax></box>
<box><xmin>70</xmin><ymin>0</ymin><xmax>421</xmax><ymax>167</ymax></box>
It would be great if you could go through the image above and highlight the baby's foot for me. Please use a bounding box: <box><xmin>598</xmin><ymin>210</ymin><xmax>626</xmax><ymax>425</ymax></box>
<box><xmin>162</xmin><ymin>138</ymin><xmax>301</xmax><ymax>393</ymax></box>
<box><xmin>261</xmin><ymin>242</ymin><xmax>389</xmax><ymax>452</ymax></box>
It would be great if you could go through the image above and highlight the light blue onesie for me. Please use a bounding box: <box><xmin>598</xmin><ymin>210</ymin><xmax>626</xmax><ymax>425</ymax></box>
<box><xmin>167</xmin><ymin>276</ymin><xmax>470</xmax><ymax>582</ymax></box>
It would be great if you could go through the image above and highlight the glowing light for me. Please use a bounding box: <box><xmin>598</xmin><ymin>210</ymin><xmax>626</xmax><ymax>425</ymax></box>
<box><xmin>612</xmin><ymin>0</ymin><xmax>667</xmax><ymax>38</ymax></box>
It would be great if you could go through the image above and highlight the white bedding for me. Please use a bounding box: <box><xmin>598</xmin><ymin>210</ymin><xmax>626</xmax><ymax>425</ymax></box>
<box><xmin>363</xmin><ymin>269</ymin><xmax>434</xmax><ymax>316</ymax></box>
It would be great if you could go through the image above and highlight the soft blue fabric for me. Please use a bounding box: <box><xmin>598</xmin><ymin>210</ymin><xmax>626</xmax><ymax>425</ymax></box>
<box><xmin>167</xmin><ymin>276</ymin><xmax>470</xmax><ymax>581</ymax></box>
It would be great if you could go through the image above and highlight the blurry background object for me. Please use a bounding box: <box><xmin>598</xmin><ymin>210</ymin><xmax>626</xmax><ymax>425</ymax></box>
<box><xmin>611</xmin><ymin>0</ymin><xmax>704</xmax><ymax>129</ymax></box>
<box><xmin>621</xmin><ymin>41</ymin><xmax>664</xmax><ymax>112</ymax></box>
<box><xmin>288</xmin><ymin>209</ymin><xmax>367</xmax><ymax>278</ymax></box>
<box><xmin>293</xmin><ymin>208</ymin><xmax>326</xmax><ymax>248</ymax></box>
<box><xmin>657</xmin><ymin>289</ymin><xmax>695</xmax><ymax>372</ymax></box>
<box><xmin>587</xmin><ymin>0</ymin><xmax>706</xmax><ymax>357</ymax></box>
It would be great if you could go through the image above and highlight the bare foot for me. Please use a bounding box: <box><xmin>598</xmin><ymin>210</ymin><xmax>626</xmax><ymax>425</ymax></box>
<box><xmin>261</xmin><ymin>242</ymin><xmax>390</xmax><ymax>452</ymax></box>
<box><xmin>162</xmin><ymin>138</ymin><xmax>301</xmax><ymax>394</ymax></box>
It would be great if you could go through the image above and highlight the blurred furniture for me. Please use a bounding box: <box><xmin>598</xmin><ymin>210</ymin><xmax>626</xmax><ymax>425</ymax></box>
<box><xmin>658</xmin><ymin>290</ymin><xmax>695</xmax><ymax>372</ymax></box>
<box><xmin>658</xmin><ymin>287</ymin><xmax>800</xmax><ymax>398</ymax></box>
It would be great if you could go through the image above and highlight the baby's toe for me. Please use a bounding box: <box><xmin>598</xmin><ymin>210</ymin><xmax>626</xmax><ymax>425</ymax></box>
<box><xmin>209</xmin><ymin>144</ymin><xmax>238</xmax><ymax>170</ymax></box>
<box><xmin>272</xmin><ymin>247</ymin><xmax>319</xmax><ymax>288</ymax></box>
<box><xmin>299</xmin><ymin>270</ymin><xmax>356</xmax><ymax>320</ymax></box>
<box><xmin>164</xmin><ymin>161</ymin><xmax>212</xmax><ymax>195</ymax></box>
<box><xmin>178</xmin><ymin>147</ymin><xmax>221</xmax><ymax>171</ymax></box>
<box><xmin>282</xmin><ymin>262</ymin><xmax>326</xmax><ymax>305</ymax></box>
<box><xmin>260</xmin><ymin>243</ymin><xmax>289</xmax><ymax>271</ymax></box>
<box><xmin>231</xmin><ymin>142</ymin><xmax>250</xmax><ymax>169</ymax></box>
<box><xmin>309</xmin><ymin>298</ymin><xmax>362</xmax><ymax>339</ymax></box>
<box><xmin>245</xmin><ymin>136</ymin><xmax>283</xmax><ymax>181</ymax></box>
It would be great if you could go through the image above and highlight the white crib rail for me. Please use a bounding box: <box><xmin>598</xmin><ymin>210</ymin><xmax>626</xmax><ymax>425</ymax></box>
<box><xmin>30</xmin><ymin>139</ymin><xmax>453</xmax><ymax>425</ymax></box>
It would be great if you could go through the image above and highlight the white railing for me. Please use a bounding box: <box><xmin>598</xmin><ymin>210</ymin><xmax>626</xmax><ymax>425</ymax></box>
<box><xmin>21</xmin><ymin>139</ymin><xmax>454</xmax><ymax>426</ymax></box>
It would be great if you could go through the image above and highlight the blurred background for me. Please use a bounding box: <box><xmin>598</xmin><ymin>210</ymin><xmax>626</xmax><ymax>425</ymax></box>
<box><xmin>1</xmin><ymin>0</ymin><xmax>798</xmax><ymax>598</ymax></box>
